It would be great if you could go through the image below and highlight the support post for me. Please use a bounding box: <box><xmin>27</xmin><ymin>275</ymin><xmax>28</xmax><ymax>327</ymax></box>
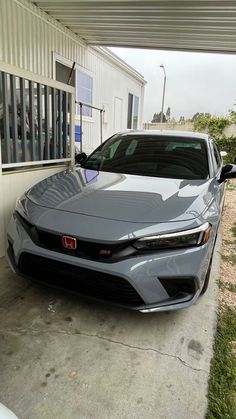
<box><xmin>100</xmin><ymin>109</ymin><xmax>103</xmax><ymax>144</ymax></box>
<box><xmin>69</xmin><ymin>90</ymin><xmax>75</xmax><ymax>166</ymax></box>
<box><xmin>0</xmin><ymin>130</ymin><xmax>5</xmax><ymax>257</ymax></box>
<box><xmin>79</xmin><ymin>102</ymin><xmax>83</xmax><ymax>153</ymax></box>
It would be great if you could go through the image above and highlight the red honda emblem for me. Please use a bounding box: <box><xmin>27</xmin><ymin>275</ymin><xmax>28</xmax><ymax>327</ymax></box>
<box><xmin>62</xmin><ymin>236</ymin><xmax>77</xmax><ymax>250</ymax></box>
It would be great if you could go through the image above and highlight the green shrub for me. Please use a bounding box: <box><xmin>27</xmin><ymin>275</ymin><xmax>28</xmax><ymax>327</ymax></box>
<box><xmin>193</xmin><ymin>116</ymin><xmax>230</xmax><ymax>138</ymax></box>
<box><xmin>193</xmin><ymin>115</ymin><xmax>236</xmax><ymax>164</ymax></box>
<box><xmin>216</xmin><ymin>136</ymin><xmax>236</xmax><ymax>164</ymax></box>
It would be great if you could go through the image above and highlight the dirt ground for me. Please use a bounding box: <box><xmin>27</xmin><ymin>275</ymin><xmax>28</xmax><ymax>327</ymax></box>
<box><xmin>219</xmin><ymin>179</ymin><xmax>236</xmax><ymax>308</ymax></box>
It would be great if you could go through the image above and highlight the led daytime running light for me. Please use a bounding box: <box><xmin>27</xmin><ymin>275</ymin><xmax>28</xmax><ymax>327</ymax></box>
<box><xmin>133</xmin><ymin>222</ymin><xmax>211</xmax><ymax>250</ymax></box>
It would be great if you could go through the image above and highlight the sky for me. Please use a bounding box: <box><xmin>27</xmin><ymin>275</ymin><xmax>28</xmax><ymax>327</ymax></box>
<box><xmin>110</xmin><ymin>47</ymin><xmax>236</xmax><ymax>123</ymax></box>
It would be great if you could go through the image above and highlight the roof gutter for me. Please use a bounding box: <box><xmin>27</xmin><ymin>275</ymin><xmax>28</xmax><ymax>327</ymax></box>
<box><xmin>92</xmin><ymin>46</ymin><xmax>147</xmax><ymax>85</ymax></box>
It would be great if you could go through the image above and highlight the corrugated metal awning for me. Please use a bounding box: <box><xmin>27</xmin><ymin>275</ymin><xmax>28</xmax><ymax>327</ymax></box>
<box><xmin>33</xmin><ymin>1</ymin><xmax>236</xmax><ymax>53</ymax></box>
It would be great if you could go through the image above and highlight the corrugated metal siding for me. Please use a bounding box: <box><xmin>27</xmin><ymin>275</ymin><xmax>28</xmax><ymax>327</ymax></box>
<box><xmin>0</xmin><ymin>0</ymin><xmax>89</xmax><ymax>76</ymax></box>
<box><xmin>34</xmin><ymin>0</ymin><xmax>236</xmax><ymax>54</ymax></box>
<box><xmin>0</xmin><ymin>0</ymin><xmax>144</xmax><ymax>153</ymax></box>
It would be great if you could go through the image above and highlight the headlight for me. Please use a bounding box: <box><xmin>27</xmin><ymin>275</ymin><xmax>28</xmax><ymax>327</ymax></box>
<box><xmin>133</xmin><ymin>222</ymin><xmax>212</xmax><ymax>251</ymax></box>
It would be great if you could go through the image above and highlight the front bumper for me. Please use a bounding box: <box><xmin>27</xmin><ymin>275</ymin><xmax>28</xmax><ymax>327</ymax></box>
<box><xmin>6</xmin><ymin>213</ymin><xmax>214</xmax><ymax>312</ymax></box>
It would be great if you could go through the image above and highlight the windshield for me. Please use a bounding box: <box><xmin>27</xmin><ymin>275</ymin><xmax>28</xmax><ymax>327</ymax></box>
<box><xmin>82</xmin><ymin>134</ymin><xmax>209</xmax><ymax>180</ymax></box>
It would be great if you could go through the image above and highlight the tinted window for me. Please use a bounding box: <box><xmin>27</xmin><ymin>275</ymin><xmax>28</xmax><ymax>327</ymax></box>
<box><xmin>83</xmin><ymin>135</ymin><xmax>209</xmax><ymax>180</ymax></box>
<box><xmin>213</xmin><ymin>143</ymin><xmax>222</xmax><ymax>170</ymax></box>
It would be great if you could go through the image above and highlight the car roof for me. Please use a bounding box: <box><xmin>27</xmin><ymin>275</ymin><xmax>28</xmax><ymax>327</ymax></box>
<box><xmin>118</xmin><ymin>130</ymin><xmax>209</xmax><ymax>141</ymax></box>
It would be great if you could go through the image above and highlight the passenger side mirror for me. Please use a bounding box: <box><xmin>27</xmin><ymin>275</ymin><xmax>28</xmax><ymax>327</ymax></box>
<box><xmin>75</xmin><ymin>152</ymin><xmax>87</xmax><ymax>164</ymax></box>
<box><xmin>219</xmin><ymin>164</ymin><xmax>236</xmax><ymax>183</ymax></box>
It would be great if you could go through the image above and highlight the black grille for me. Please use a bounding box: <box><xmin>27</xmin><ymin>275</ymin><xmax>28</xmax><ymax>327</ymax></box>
<box><xmin>36</xmin><ymin>228</ymin><xmax>135</xmax><ymax>261</ymax></box>
<box><xmin>15</xmin><ymin>211</ymin><xmax>136</xmax><ymax>263</ymax></box>
<box><xmin>18</xmin><ymin>253</ymin><xmax>144</xmax><ymax>307</ymax></box>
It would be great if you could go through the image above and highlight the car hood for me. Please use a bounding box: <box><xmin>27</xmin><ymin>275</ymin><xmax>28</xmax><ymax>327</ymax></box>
<box><xmin>26</xmin><ymin>167</ymin><xmax>214</xmax><ymax>223</ymax></box>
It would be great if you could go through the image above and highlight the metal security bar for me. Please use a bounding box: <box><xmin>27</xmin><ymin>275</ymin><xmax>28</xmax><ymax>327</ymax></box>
<box><xmin>76</xmin><ymin>101</ymin><xmax>104</xmax><ymax>152</ymax></box>
<box><xmin>0</xmin><ymin>64</ymin><xmax>75</xmax><ymax>171</ymax></box>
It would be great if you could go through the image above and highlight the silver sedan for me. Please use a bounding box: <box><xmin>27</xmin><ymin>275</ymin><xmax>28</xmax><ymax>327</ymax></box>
<box><xmin>6</xmin><ymin>131</ymin><xmax>236</xmax><ymax>312</ymax></box>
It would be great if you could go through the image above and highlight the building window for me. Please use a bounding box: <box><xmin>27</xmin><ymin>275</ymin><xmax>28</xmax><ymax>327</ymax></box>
<box><xmin>55</xmin><ymin>61</ymin><xmax>75</xmax><ymax>87</ymax></box>
<box><xmin>127</xmin><ymin>93</ymin><xmax>139</xmax><ymax>129</ymax></box>
<box><xmin>133</xmin><ymin>95</ymin><xmax>139</xmax><ymax>129</ymax></box>
<box><xmin>54</xmin><ymin>57</ymin><xmax>93</xmax><ymax>118</ymax></box>
<box><xmin>76</xmin><ymin>71</ymin><xmax>93</xmax><ymax>117</ymax></box>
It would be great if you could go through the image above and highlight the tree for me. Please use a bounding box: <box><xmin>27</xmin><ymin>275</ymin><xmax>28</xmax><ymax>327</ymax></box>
<box><xmin>166</xmin><ymin>107</ymin><xmax>171</xmax><ymax>121</ymax></box>
<box><xmin>151</xmin><ymin>112</ymin><xmax>167</xmax><ymax>123</ymax></box>
<box><xmin>151</xmin><ymin>112</ymin><xmax>158</xmax><ymax>123</ymax></box>
<box><xmin>191</xmin><ymin>112</ymin><xmax>211</xmax><ymax>122</ymax></box>
<box><xmin>193</xmin><ymin>113</ymin><xmax>236</xmax><ymax>163</ymax></box>
<box><xmin>193</xmin><ymin>114</ymin><xmax>230</xmax><ymax>138</ymax></box>
<box><xmin>228</xmin><ymin>104</ymin><xmax>236</xmax><ymax>123</ymax></box>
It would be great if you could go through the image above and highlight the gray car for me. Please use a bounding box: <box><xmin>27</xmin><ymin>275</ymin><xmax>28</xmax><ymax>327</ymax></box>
<box><xmin>6</xmin><ymin>131</ymin><xmax>236</xmax><ymax>312</ymax></box>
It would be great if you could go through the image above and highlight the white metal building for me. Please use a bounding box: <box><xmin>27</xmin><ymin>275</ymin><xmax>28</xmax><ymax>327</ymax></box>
<box><xmin>0</xmin><ymin>0</ymin><xmax>146</xmax><ymax>256</ymax></box>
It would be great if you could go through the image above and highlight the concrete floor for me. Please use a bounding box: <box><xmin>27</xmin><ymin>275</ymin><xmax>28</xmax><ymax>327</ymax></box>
<box><xmin>0</xmin><ymin>246</ymin><xmax>220</xmax><ymax>419</ymax></box>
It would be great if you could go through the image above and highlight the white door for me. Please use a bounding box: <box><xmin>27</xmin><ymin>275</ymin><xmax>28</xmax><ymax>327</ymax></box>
<box><xmin>113</xmin><ymin>97</ymin><xmax>123</xmax><ymax>133</ymax></box>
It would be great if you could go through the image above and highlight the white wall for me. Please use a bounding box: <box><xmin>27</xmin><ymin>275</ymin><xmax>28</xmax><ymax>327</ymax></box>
<box><xmin>2</xmin><ymin>165</ymin><xmax>65</xmax><ymax>227</ymax></box>
<box><xmin>0</xmin><ymin>162</ymin><xmax>67</xmax><ymax>256</ymax></box>
<box><xmin>143</xmin><ymin>122</ymin><xmax>195</xmax><ymax>132</ymax></box>
<box><xmin>0</xmin><ymin>0</ymin><xmax>145</xmax><ymax>154</ymax></box>
<box><xmin>143</xmin><ymin>122</ymin><xmax>236</xmax><ymax>137</ymax></box>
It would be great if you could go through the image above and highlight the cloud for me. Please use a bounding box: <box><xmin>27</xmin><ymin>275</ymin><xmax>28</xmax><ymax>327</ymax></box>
<box><xmin>110</xmin><ymin>48</ymin><xmax>236</xmax><ymax>122</ymax></box>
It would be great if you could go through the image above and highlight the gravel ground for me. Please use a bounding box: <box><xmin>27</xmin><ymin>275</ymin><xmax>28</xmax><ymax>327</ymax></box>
<box><xmin>219</xmin><ymin>179</ymin><xmax>236</xmax><ymax>308</ymax></box>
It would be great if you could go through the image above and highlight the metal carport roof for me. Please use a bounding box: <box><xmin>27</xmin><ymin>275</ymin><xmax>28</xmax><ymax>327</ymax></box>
<box><xmin>33</xmin><ymin>1</ymin><xmax>236</xmax><ymax>53</ymax></box>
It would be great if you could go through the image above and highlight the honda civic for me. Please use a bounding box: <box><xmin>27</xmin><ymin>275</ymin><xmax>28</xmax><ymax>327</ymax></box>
<box><xmin>6</xmin><ymin>131</ymin><xmax>236</xmax><ymax>312</ymax></box>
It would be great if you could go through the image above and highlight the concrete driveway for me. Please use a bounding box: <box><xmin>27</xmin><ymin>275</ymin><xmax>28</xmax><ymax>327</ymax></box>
<box><xmin>0</xmin><ymin>245</ymin><xmax>219</xmax><ymax>419</ymax></box>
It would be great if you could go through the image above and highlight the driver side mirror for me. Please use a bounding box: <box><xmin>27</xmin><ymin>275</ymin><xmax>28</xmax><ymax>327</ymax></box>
<box><xmin>219</xmin><ymin>164</ymin><xmax>236</xmax><ymax>183</ymax></box>
<box><xmin>75</xmin><ymin>152</ymin><xmax>87</xmax><ymax>164</ymax></box>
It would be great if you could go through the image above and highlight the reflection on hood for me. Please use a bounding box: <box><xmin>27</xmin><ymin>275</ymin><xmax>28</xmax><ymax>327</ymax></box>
<box><xmin>26</xmin><ymin>167</ymin><xmax>214</xmax><ymax>223</ymax></box>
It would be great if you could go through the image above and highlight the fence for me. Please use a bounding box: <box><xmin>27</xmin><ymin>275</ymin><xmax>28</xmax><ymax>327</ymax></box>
<box><xmin>0</xmin><ymin>62</ymin><xmax>75</xmax><ymax>256</ymax></box>
<box><xmin>0</xmin><ymin>62</ymin><xmax>75</xmax><ymax>171</ymax></box>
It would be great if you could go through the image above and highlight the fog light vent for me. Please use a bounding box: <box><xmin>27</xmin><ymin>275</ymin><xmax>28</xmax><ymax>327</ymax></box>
<box><xmin>159</xmin><ymin>277</ymin><xmax>196</xmax><ymax>298</ymax></box>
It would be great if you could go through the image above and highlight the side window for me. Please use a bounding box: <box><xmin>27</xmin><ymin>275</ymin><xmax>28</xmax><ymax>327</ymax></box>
<box><xmin>55</xmin><ymin>61</ymin><xmax>75</xmax><ymax>86</ymax></box>
<box><xmin>213</xmin><ymin>143</ymin><xmax>222</xmax><ymax>170</ymax></box>
<box><xmin>210</xmin><ymin>141</ymin><xmax>221</xmax><ymax>174</ymax></box>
